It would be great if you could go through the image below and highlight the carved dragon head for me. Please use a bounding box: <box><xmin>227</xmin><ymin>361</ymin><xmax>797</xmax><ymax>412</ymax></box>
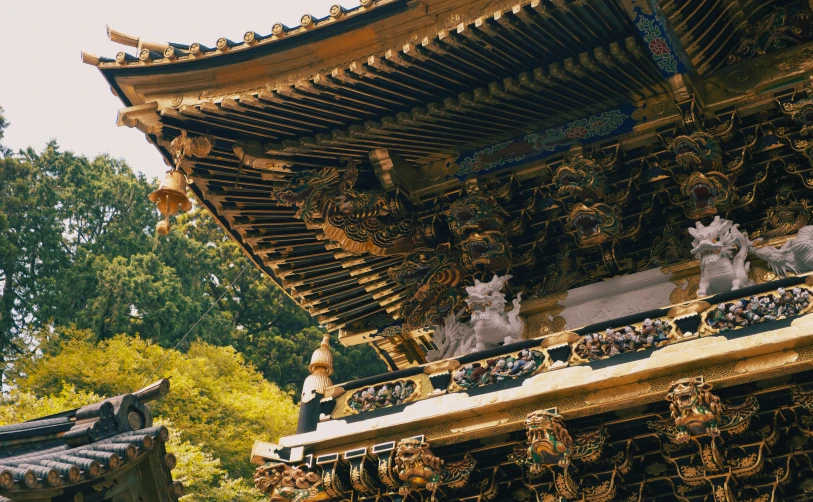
<box><xmin>566</xmin><ymin>203</ymin><xmax>621</xmax><ymax>246</ymax></box>
<box><xmin>671</xmin><ymin>132</ymin><xmax>723</xmax><ymax>171</ymax></box>
<box><xmin>665</xmin><ymin>378</ymin><xmax>710</xmax><ymax>413</ymax></box>
<box><xmin>394</xmin><ymin>438</ymin><xmax>444</xmax><ymax>477</ymax></box>
<box><xmin>462</xmin><ymin>231</ymin><xmax>511</xmax><ymax>271</ymax></box>
<box><xmin>687</xmin><ymin>216</ymin><xmax>738</xmax><ymax>263</ymax></box>
<box><xmin>524</xmin><ymin>410</ymin><xmax>573</xmax><ymax>468</ymax></box>
<box><xmin>388</xmin><ymin>246</ymin><xmax>466</xmax><ymax>329</ymax></box>
<box><xmin>273</xmin><ymin>168</ymin><xmax>342</xmax><ymax>220</ymax></box>
<box><xmin>553</xmin><ymin>162</ymin><xmax>590</xmax><ymax>190</ymax></box>
<box><xmin>728</xmin><ymin>6</ymin><xmax>813</xmax><ymax>65</ymax></box>
<box><xmin>447</xmin><ymin>192</ymin><xmax>512</xmax><ymax>272</ymax></box>
<box><xmin>751</xmin><ymin>191</ymin><xmax>813</xmax><ymax>240</ymax></box>
<box><xmin>395</xmin><ymin>438</ymin><xmax>430</xmax><ymax>464</ymax></box>
<box><xmin>553</xmin><ymin>157</ymin><xmax>606</xmax><ymax>202</ymax></box>
<box><xmin>680</xmin><ymin>171</ymin><xmax>733</xmax><ymax>219</ymax></box>
<box><xmin>464</xmin><ymin>274</ymin><xmax>509</xmax><ymax>315</ymax></box>
<box><xmin>254</xmin><ymin>463</ymin><xmax>289</xmax><ymax>494</ymax></box>
<box><xmin>664</xmin><ymin>377</ymin><xmax>723</xmax><ymax>441</ymax></box>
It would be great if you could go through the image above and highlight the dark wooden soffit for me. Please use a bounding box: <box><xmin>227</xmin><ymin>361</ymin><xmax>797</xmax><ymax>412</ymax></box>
<box><xmin>662</xmin><ymin>0</ymin><xmax>807</xmax><ymax>75</ymax></box>
<box><xmin>87</xmin><ymin>0</ymin><xmax>813</xmax><ymax>342</ymax></box>
<box><xmin>94</xmin><ymin>0</ymin><xmax>674</xmax><ymax>335</ymax></box>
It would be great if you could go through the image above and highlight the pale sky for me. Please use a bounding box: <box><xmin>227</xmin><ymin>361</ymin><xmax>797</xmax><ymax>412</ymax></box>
<box><xmin>0</xmin><ymin>0</ymin><xmax>358</xmax><ymax>179</ymax></box>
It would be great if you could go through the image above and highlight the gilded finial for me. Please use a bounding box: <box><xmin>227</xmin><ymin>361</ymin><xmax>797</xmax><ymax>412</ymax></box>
<box><xmin>301</xmin><ymin>333</ymin><xmax>334</xmax><ymax>403</ymax></box>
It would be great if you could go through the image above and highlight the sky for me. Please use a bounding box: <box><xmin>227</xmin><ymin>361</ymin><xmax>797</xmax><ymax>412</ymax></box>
<box><xmin>0</xmin><ymin>0</ymin><xmax>358</xmax><ymax>179</ymax></box>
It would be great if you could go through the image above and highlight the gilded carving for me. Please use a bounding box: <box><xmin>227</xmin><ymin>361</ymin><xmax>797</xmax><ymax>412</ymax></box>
<box><xmin>349</xmin><ymin>459</ymin><xmax>376</xmax><ymax>495</ymax></box>
<box><xmin>272</xmin><ymin>164</ymin><xmax>423</xmax><ymax>256</ymax></box>
<box><xmin>665</xmin><ymin>377</ymin><xmax>724</xmax><ymax>443</ymax></box>
<box><xmin>647</xmin><ymin>222</ymin><xmax>693</xmax><ymax>267</ymax></box>
<box><xmin>516</xmin><ymin>410</ymin><xmax>570</xmax><ymax>471</ymax></box>
<box><xmin>553</xmin><ymin>155</ymin><xmax>610</xmax><ymax>204</ymax></box>
<box><xmin>566</xmin><ymin>203</ymin><xmax>621</xmax><ymax>247</ymax></box>
<box><xmin>750</xmin><ymin>190</ymin><xmax>812</xmax><ymax>240</ymax></box>
<box><xmin>648</xmin><ymin>377</ymin><xmax>758</xmax><ymax>443</ymax></box>
<box><xmin>679</xmin><ymin>171</ymin><xmax>733</xmax><ymax>219</ymax></box>
<box><xmin>345</xmin><ymin>380</ymin><xmax>419</xmax><ymax>414</ymax></box>
<box><xmin>449</xmin><ymin>348</ymin><xmax>547</xmax><ymax>391</ymax></box>
<box><xmin>669</xmin><ymin>132</ymin><xmax>723</xmax><ymax>171</ymax></box>
<box><xmin>509</xmin><ymin>409</ymin><xmax>610</xmax><ymax>500</ymax></box>
<box><xmin>728</xmin><ymin>5</ymin><xmax>813</xmax><ymax>65</ymax></box>
<box><xmin>388</xmin><ymin>244</ymin><xmax>466</xmax><ymax>329</ymax></box>
<box><xmin>169</xmin><ymin>130</ymin><xmax>213</xmax><ymax>170</ymax></box>
<box><xmin>782</xmin><ymin>96</ymin><xmax>813</xmax><ymax>136</ymax></box>
<box><xmin>572</xmin><ymin>318</ymin><xmax>676</xmax><ymax>362</ymax></box>
<box><xmin>254</xmin><ymin>463</ymin><xmax>327</xmax><ymax>502</ymax></box>
<box><xmin>393</xmin><ymin>438</ymin><xmax>475</xmax><ymax>501</ymax></box>
<box><xmin>447</xmin><ymin>179</ymin><xmax>513</xmax><ymax>272</ymax></box>
<box><xmin>528</xmin><ymin>250</ymin><xmax>586</xmax><ymax>297</ymax></box>
<box><xmin>702</xmin><ymin>287</ymin><xmax>813</xmax><ymax>332</ymax></box>
<box><xmin>777</xmin><ymin>93</ymin><xmax>813</xmax><ymax>165</ymax></box>
<box><xmin>791</xmin><ymin>385</ymin><xmax>813</xmax><ymax>410</ymax></box>
<box><xmin>511</xmin><ymin>410</ymin><xmax>607</xmax><ymax>471</ymax></box>
<box><xmin>377</xmin><ymin>455</ymin><xmax>399</xmax><ymax>490</ymax></box>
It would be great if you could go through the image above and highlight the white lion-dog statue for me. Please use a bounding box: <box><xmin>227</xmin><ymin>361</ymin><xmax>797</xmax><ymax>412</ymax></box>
<box><xmin>425</xmin><ymin>274</ymin><xmax>524</xmax><ymax>361</ymax></box>
<box><xmin>689</xmin><ymin>216</ymin><xmax>753</xmax><ymax>297</ymax></box>
<box><xmin>747</xmin><ymin>226</ymin><xmax>813</xmax><ymax>277</ymax></box>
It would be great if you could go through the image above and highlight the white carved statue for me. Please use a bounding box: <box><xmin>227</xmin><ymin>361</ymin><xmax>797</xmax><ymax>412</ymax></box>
<box><xmin>425</xmin><ymin>274</ymin><xmax>524</xmax><ymax>361</ymax></box>
<box><xmin>467</xmin><ymin>275</ymin><xmax>524</xmax><ymax>352</ymax></box>
<box><xmin>688</xmin><ymin>216</ymin><xmax>753</xmax><ymax>297</ymax></box>
<box><xmin>748</xmin><ymin>226</ymin><xmax>813</xmax><ymax>277</ymax></box>
<box><xmin>425</xmin><ymin>308</ymin><xmax>476</xmax><ymax>362</ymax></box>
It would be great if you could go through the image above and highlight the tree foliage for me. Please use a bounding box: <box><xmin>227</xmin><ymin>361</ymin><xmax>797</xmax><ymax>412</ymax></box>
<box><xmin>4</xmin><ymin>331</ymin><xmax>288</xmax><ymax>499</ymax></box>
<box><xmin>0</xmin><ymin>107</ymin><xmax>388</xmax><ymax>499</ymax></box>
<box><xmin>0</xmin><ymin>383</ymin><xmax>103</xmax><ymax>425</ymax></box>
<box><xmin>18</xmin><ymin>331</ymin><xmax>298</xmax><ymax>479</ymax></box>
<box><xmin>0</xmin><ymin>112</ymin><xmax>385</xmax><ymax>391</ymax></box>
<box><xmin>160</xmin><ymin>418</ymin><xmax>263</xmax><ymax>502</ymax></box>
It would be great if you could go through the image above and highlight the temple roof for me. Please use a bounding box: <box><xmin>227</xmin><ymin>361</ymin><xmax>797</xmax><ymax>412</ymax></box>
<box><xmin>0</xmin><ymin>379</ymin><xmax>182</xmax><ymax>500</ymax></box>
<box><xmin>82</xmin><ymin>1</ymin><xmax>405</xmax><ymax>69</ymax></box>
<box><xmin>85</xmin><ymin>0</ymin><xmax>813</xmax><ymax>368</ymax></box>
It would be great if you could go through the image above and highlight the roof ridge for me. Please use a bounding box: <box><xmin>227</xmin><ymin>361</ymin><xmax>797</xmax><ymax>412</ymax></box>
<box><xmin>81</xmin><ymin>0</ymin><xmax>396</xmax><ymax>69</ymax></box>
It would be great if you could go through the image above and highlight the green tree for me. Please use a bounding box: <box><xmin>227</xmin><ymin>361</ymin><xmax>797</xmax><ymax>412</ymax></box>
<box><xmin>0</xmin><ymin>107</ymin><xmax>9</xmax><ymax>157</ymax></box>
<box><xmin>16</xmin><ymin>330</ymin><xmax>297</xmax><ymax>480</ymax></box>
<box><xmin>0</xmin><ymin>101</ymin><xmax>391</xmax><ymax>500</ymax></box>
<box><xmin>0</xmin><ymin>383</ymin><xmax>103</xmax><ymax>424</ymax></box>
<box><xmin>0</xmin><ymin>130</ymin><xmax>66</xmax><ymax>376</ymax></box>
<box><xmin>46</xmin><ymin>202</ymin><xmax>386</xmax><ymax>395</ymax></box>
<box><xmin>159</xmin><ymin>418</ymin><xmax>263</xmax><ymax>502</ymax></box>
<box><xmin>0</xmin><ymin>107</ymin><xmax>385</xmax><ymax>393</ymax></box>
<box><xmin>4</xmin><ymin>331</ymin><xmax>284</xmax><ymax>499</ymax></box>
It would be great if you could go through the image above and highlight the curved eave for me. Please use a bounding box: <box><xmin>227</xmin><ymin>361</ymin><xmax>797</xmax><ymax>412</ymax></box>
<box><xmin>1</xmin><ymin>445</ymin><xmax>173</xmax><ymax>499</ymax></box>
<box><xmin>91</xmin><ymin>0</ymin><xmax>407</xmax><ymax>76</ymax></box>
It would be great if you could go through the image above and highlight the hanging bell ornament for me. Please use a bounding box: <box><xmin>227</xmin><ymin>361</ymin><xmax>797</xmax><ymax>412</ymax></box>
<box><xmin>149</xmin><ymin>170</ymin><xmax>192</xmax><ymax>236</ymax></box>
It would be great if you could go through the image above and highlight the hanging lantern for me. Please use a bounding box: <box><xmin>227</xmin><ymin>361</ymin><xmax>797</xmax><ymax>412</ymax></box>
<box><xmin>149</xmin><ymin>169</ymin><xmax>191</xmax><ymax>236</ymax></box>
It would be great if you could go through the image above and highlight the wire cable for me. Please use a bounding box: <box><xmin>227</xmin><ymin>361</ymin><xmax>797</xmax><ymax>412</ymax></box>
<box><xmin>139</xmin><ymin>263</ymin><xmax>249</xmax><ymax>389</ymax></box>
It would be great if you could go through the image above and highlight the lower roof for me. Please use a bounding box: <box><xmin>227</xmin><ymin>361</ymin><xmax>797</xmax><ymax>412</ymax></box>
<box><xmin>0</xmin><ymin>379</ymin><xmax>182</xmax><ymax>500</ymax></box>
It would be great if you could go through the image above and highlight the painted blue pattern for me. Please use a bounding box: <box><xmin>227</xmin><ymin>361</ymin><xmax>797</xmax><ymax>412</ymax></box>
<box><xmin>451</xmin><ymin>104</ymin><xmax>642</xmax><ymax>179</ymax></box>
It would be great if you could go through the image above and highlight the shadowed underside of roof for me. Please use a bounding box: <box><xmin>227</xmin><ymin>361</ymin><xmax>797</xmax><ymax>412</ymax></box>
<box><xmin>84</xmin><ymin>0</ymin><xmax>813</xmax><ymax>368</ymax></box>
